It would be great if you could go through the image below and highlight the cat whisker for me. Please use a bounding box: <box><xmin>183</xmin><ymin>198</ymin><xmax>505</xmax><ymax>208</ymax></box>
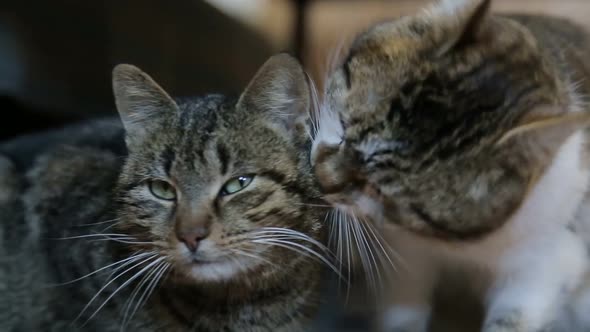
<box><xmin>227</xmin><ymin>254</ymin><xmax>251</xmax><ymax>285</ymax></box>
<box><xmin>306</xmin><ymin>73</ymin><xmax>322</xmax><ymax>139</ymax></box>
<box><xmin>346</xmin><ymin>211</ymin><xmax>379</xmax><ymax>297</ymax></box>
<box><xmin>361</xmin><ymin>217</ymin><xmax>408</xmax><ymax>272</ymax></box>
<box><xmin>358</xmin><ymin>217</ymin><xmax>396</xmax><ymax>276</ymax></box>
<box><xmin>252</xmin><ymin>227</ymin><xmax>332</xmax><ymax>253</ymax></box>
<box><xmin>52</xmin><ymin>233</ymin><xmax>132</xmax><ymax>241</ymax></box>
<box><xmin>231</xmin><ymin>248</ymin><xmax>275</xmax><ymax>267</ymax></box>
<box><xmin>251</xmin><ymin>238</ymin><xmax>346</xmax><ymax>282</ymax></box>
<box><xmin>82</xmin><ymin>256</ymin><xmax>166</xmax><ymax>327</ymax></box>
<box><xmin>92</xmin><ymin>238</ymin><xmax>153</xmax><ymax>245</ymax></box>
<box><xmin>120</xmin><ymin>260</ymin><xmax>163</xmax><ymax>330</ymax></box>
<box><xmin>48</xmin><ymin>251</ymin><xmax>155</xmax><ymax>287</ymax></box>
<box><xmin>334</xmin><ymin>209</ymin><xmax>353</xmax><ymax>302</ymax></box>
<box><xmin>249</xmin><ymin>233</ymin><xmax>331</xmax><ymax>252</ymax></box>
<box><xmin>122</xmin><ymin>261</ymin><xmax>169</xmax><ymax>331</ymax></box>
<box><xmin>359</xmin><ymin>215</ymin><xmax>387</xmax><ymax>296</ymax></box>
<box><xmin>73</xmin><ymin>253</ymin><xmax>159</xmax><ymax>326</ymax></box>
<box><xmin>251</xmin><ymin>235</ymin><xmax>334</xmax><ymax>260</ymax></box>
<box><xmin>98</xmin><ymin>221</ymin><xmax>125</xmax><ymax>233</ymax></box>
<box><xmin>76</xmin><ymin>218</ymin><xmax>121</xmax><ymax>227</ymax></box>
<box><xmin>294</xmin><ymin>202</ymin><xmax>333</xmax><ymax>208</ymax></box>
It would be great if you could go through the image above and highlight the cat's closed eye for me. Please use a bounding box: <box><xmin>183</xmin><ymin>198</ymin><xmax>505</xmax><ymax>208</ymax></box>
<box><xmin>219</xmin><ymin>175</ymin><xmax>254</xmax><ymax>196</ymax></box>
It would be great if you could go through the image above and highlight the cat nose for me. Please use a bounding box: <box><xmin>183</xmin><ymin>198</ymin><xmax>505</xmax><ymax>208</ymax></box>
<box><xmin>314</xmin><ymin>144</ymin><xmax>342</xmax><ymax>193</ymax></box>
<box><xmin>314</xmin><ymin>143</ymin><xmax>363</xmax><ymax>194</ymax></box>
<box><xmin>176</xmin><ymin>226</ymin><xmax>210</xmax><ymax>252</ymax></box>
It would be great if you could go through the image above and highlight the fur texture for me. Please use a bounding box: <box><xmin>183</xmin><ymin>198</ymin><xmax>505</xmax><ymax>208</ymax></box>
<box><xmin>0</xmin><ymin>54</ymin><xmax>334</xmax><ymax>331</ymax></box>
<box><xmin>311</xmin><ymin>0</ymin><xmax>590</xmax><ymax>331</ymax></box>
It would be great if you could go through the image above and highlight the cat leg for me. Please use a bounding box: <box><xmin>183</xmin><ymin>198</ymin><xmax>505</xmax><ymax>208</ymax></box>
<box><xmin>483</xmin><ymin>231</ymin><xmax>588</xmax><ymax>332</ymax></box>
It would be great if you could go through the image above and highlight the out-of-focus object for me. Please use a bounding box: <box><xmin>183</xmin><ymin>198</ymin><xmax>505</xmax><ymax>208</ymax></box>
<box><xmin>304</xmin><ymin>0</ymin><xmax>590</xmax><ymax>87</ymax></box>
<box><xmin>0</xmin><ymin>0</ymin><xmax>274</xmax><ymax>140</ymax></box>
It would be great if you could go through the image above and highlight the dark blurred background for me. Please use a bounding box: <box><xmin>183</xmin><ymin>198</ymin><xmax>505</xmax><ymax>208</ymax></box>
<box><xmin>0</xmin><ymin>0</ymin><xmax>295</xmax><ymax>141</ymax></box>
<box><xmin>0</xmin><ymin>1</ymin><xmax>588</xmax><ymax>331</ymax></box>
<box><xmin>0</xmin><ymin>0</ymin><xmax>587</xmax><ymax>142</ymax></box>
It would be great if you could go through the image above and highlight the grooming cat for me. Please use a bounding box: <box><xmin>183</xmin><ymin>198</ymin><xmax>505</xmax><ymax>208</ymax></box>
<box><xmin>311</xmin><ymin>0</ymin><xmax>590</xmax><ymax>331</ymax></box>
<box><xmin>0</xmin><ymin>54</ymin><xmax>334</xmax><ymax>331</ymax></box>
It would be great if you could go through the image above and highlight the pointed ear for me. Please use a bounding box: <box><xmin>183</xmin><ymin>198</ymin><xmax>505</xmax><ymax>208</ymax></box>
<box><xmin>424</xmin><ymin>0</ymin><xmax>492</xmax><ymax>56</ymax></box>
<box><xmin>112</xmin><ymin>64</ymin><xmax>179</xmax><ymax>143</ymax></box>
<box><xmin>496</xmin><ymin>109</ymin><xmax>590</xmax><ymax>154</ymax></box>
<box><xmin>237</xmin><ymin>54</ymin><xmax>311</xmax><ymax>138</ymax></box>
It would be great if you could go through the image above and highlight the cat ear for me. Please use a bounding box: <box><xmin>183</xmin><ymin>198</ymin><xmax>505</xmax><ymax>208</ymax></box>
<box><xmin>425</xmin><ymin>0</ymin><xmax>492</xmax><ymax>56</ymax></box>
<box><xmin>496</xmin><ymin>109</ymin><xmax>590</xmax><ymax>154</ymax></box>
<box><xmin>112</xmin><ymin>64</ymin><xmax>179</xmax><ymax>142</ymax></box>
<box><xmin>237</xmin><ymin>53</ymin><xmax>311</xmax><ymax>138</ymax></box>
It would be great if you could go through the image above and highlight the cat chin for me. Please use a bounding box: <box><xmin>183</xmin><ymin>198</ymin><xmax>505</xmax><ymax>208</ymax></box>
<box><xmin>184</xmin><ymin>260</ymin><xmax>245</xmax><ymax>282</ymax></box>
<box><xmin>173</xmin><ymin>242</ymin><xmax>261</xmax><ymax>283</ymax></box>
<box><xmin>326</xmin><ymin>190</ymin><xmax>385</xmax><ymax>226</ymax></box>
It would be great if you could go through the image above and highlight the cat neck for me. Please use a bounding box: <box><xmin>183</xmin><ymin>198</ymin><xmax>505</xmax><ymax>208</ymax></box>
<box><xmin>150</xmin><ymin>258</ymin><xmax>323</xmax><ymax>330</ymax></box>
<box><xmin>506</xmin><ymin>131</ymin><xmax>590</xmax><ymax>237</ymax></box>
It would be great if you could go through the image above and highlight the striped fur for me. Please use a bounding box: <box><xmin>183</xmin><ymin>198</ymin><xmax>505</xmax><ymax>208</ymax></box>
<box><xmin>311</xmin><ymin>0</ymin><xmax>590</xmax><ymax>331</ymax></box>
<box><xmin>0</xmin><ymin>54</ymin><xmax>331</xmax><ymax>331</ymax></box>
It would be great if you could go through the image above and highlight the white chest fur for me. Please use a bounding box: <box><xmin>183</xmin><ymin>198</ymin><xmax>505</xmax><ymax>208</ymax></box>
<box><xmin>381</xmin><ymin>131</ymin><xmax>590</xmax><ymax>331</ymax></box>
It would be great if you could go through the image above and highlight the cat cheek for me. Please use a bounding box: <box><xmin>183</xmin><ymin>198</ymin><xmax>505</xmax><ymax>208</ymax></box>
<box><xmin>354</xmin><ymin>193</ymin><xmax>385</xmax><ymax>224</ymax></box>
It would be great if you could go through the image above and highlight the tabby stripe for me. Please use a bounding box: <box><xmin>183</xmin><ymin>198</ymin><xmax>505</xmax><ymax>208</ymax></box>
<box><xmin>160</xmin><ymin>146</ymin><xmax>175</xmax><ymax>176</ymax></box>
<box><xmin>342</xmin><ymin>61</ymin><xmax>352</xmax><ymax>89</ymax></box>
<box><xmin>341</xmin><ymin>50</ymin><xmax>357</xmax><ymax>90</ymax></box>
<box><xmin>247</xmin><ymin>207</ymin><xmax>297</xmax><ymax>223</ymax></box>
<box><xmin>372</xmin><ymin>159</ymin><xmax>412</xmax><ymax>172</ymax></box>
<box><xmin>216</xmin><ymin>142</ymin><xmax>230</xmax><ymax>175</ymax></box>
<box><xmin>258</xmin><ymin>170</ymin><xmax>306</xmax><ymax>197</ymax></box>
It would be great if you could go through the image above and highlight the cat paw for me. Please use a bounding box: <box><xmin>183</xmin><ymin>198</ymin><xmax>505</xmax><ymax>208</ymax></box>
<box><xmin>380</xmin><ymin>306</ymin><xmax>429</xmax><ymax>332</ymax></box>
<box><xmin>482</xmin><ymin>311</ymin><xmax>526</xmax><ymax>332</ymax></box>
<box><xmin>483</xmin><ymin>310</ymin><xmax>557</xmax><ymax>332</ymax></box>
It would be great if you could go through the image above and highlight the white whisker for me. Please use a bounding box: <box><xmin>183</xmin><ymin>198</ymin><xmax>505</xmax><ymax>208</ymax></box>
<box><xmin>123</xmin><ymin>261</ymin><xmax>169</xmax><ymax>330</ymax></box>
<box><xmin>76</xmin><ymin>218</ymin><xmax>120</xmax><ymax>227</ymax></box>
<box><xmin>82</xmin><ymin>256</ymin><xmax>166</xmax><ymax>326</ymax></box>
<box><xmin>53</xmin><ymin>233</ymin><xmax>132</xmax><ymax>240</ymax></box>
<box><xmin>232</xmin><ymin>248</ymin><xmax>274</xmax><ymax>267</ymax></box>
<box><xmin>72</xmin><ymin>254</ymin><xmax>159</xmax><ymax>325</ymax></box>
<box><xmin>120</xmin><ymin>260</ymin><xmax>162</xmax><ymax>330</ymax></box>
<box><xmin>48</xmin><ymin>252</ymin><xmax>155</xmax><ymax>287</ymax></box>
<box><xmin>252</xmin><ymin>238</ymin><xmax>346</xmax><ymax>282</ymax></box>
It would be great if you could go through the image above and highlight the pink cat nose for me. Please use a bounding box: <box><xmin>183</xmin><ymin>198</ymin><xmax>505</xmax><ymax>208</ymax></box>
<box><xmin>176</xmin><ymin>227</ymin><xmax>210</xmax><ymax>252</ymax></box>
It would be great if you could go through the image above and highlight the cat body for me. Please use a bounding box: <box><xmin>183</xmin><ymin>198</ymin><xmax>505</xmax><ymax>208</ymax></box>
<box><xmin>0</xmin><ymin>54</ymin><xmax>331</xmax><ymax>332</ymax></box>
<box><xmin>311</xmin><ymin>0</ymin><xmax>590</xmax><ymax>331</ymax></box>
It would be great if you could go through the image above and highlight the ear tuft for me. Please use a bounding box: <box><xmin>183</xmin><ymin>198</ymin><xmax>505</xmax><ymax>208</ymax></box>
<box><xmin>237</xmin><ymin>54</ymin><xmax>311</xmax><ymax>138</ymax></box>
<box><xmin>425</xmin><ymin>0</ymin><xmax>492</xmax><ymax>56</ymax></box>
<box><xmin>112</xmin><ymin>64</ymin><xmax>178</xmax><ymax>143</ymax></box>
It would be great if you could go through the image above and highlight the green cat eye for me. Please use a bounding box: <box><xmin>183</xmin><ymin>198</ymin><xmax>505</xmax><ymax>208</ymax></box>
<box><xmin>220</xmin><ymin>175</ymin><xmax>254</xmax><ymax>196</ymax></box>
<box><xmin>148</xmin><ymin>180</ymin><xmax>177</xmax><ymax>201</ymax></box>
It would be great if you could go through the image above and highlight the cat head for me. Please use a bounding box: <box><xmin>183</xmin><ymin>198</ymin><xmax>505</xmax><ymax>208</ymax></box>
<box><xmin>312</xmin><ymin>0</ymin><xmax>590</xmax><ymax>239</ymax></box>
<box><xmin>112</xmin><ymin>54</ymin><xmax>324</xmax><ymax>284</ymax></box>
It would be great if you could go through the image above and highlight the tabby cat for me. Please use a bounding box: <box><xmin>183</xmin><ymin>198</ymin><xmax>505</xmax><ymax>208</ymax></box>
<box><xmin>311</xmin><ymin>0</ymin><xmax>590</xmax><ymax>331</ymax></box>
<box><xmin>0</xmin><ymin>54</ymin><xmax>334</xmax><ymax>331</ymax></box>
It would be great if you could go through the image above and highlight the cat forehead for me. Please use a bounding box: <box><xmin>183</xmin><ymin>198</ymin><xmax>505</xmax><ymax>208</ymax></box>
<box><xmin>141</xmin><ymin>98</ymin><xmax>292</xmax><ymax>174</ymax></box>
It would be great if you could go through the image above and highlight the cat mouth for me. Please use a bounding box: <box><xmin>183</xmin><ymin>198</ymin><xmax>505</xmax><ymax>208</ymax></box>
<box><xmin>189</xmin><ymin>257</ymin><xmax>219</xmax><ymax>266</ymax></box>
<box><xmin>180</xmin><ymin>257</ymin><xmax>252</xmax><ymax>282</ymax></box>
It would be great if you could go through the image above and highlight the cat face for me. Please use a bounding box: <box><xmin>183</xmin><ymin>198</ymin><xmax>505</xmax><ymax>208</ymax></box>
<box><xmin>112</xmin><ymin>55</ymin><xmax>324</xmax><ymax>283</ymax></box>
<box><xmin>312</xmin><ymin>0</ymin><xmax>585</xmax><ymax>239</ymax></box>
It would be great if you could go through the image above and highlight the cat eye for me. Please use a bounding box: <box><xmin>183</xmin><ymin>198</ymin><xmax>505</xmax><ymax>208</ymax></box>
<box><xmin>148</xmin><ymin>180</ymin><xmax>177</xmax><ymax>201</ymax></box>
<box><xmin>220</xmin><ymin>175</ymin><xmax>254</xmax><ymax>196</ymax></box>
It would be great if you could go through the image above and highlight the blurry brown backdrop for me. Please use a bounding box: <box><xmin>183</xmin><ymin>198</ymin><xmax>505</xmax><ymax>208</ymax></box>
<box><xmin>1</xmin><ymin>0</ymin><xmax>588</xmax><ymax>141</ymax></box>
